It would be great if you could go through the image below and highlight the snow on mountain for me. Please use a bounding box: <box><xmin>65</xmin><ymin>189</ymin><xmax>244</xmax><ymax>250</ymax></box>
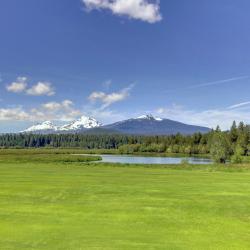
<box><xmin>22</xmin><ymin>121</ymin><xmax>58</xmax><ymax>133</ymax></box>
<box><xmin>137</xmin><ymin>114</ymin><xmax>153</xmax><ymax>119</ymax></box>
<box><xmin>155</xmin><ymin>117</ymin><xmax>163</xmax><ymax>121</ymax></box>
<box><xmin>22</xmin><ymin>116</ymin><xmax>102</xmax><ymax>133</ymax></box>
<box><xmin>137</xmin><ymin>114</ymin><xmax>163</xmax><ymax>121</ymax></box>
<box><xmin>59</xmin><ymin>116</ymin><xmax>101</xmax><ymax>131</ymax></box>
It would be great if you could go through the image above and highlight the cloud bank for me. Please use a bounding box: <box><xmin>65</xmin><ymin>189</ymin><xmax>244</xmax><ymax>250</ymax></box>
<box><xmin>0</xmin><ymin>107</ymin><xmax>30</xmax><ymax>121</ymax></box>
<box><xmin>82</xmin><ymin>0</ymin><xmax>162</xmax><ymax>23</ymax></box>
<box><xmin>0</xmin><ymin>100</ymin><xmax>81</xmax><ymax>122</ymax></box>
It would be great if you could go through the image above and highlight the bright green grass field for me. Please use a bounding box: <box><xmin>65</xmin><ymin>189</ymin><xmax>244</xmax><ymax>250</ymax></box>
<box><xmin>1</xmin><ymin>159</ymin><xmax>250</xmax><ymax>249</ymax></box>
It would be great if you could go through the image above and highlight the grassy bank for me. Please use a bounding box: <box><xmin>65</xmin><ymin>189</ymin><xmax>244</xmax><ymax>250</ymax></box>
<box><xmin>0</xmin><ymin>148</ymin><xmax>101</xmax><ymax>164</ymax></box>
<box><xmin>0</xmin><ymin>148</ymin><xmax>118</xmax><ymax>155</ymax></box>
<box><xmin>0</xmin><ymin>147</ymin><xmax>210</xmax><ymax>158</ymax></box>
<box><xmin>0</xmin><ymin>150</ymin><xmax>250</xmax><ymax>249</ymax></box>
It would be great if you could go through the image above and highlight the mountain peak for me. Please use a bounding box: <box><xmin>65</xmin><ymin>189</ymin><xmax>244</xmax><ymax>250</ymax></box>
<box><xmin>137</xmin><ymin>114</ymin><xmax>163</xmax><ymax>121</ymax></box>
<box><xmin>58</xmin><ymin>115</ymin><xmax>102</xmax><ymax>131</ymax></box>
<box><xmin>42</xmin><ymin>121</ymin><xmax>54</xmax><ymax>125</ymax></box>
<box><xmin>22</xmin><ymin>120</ymin><xmax>58</xmax><ymax>133</ymax></box>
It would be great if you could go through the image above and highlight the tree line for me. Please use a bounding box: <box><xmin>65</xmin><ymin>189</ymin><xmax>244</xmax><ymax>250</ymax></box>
<box><xmin>0</xmin><ymin>121</ymin><xmax>249</xmax><ymax>163</ymax></box>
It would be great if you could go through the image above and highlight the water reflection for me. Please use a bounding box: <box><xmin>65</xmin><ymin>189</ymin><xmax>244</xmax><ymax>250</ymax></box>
<box><xmin>98</xmin><ymin>154</ymin><xmax>212</xmax><ymax>165</ymax></box>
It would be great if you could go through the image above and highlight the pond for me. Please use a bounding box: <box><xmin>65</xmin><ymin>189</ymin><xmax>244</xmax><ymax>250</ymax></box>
<box><xmin>88</xmin><ymin>154</ymin><xmax>213</xmax><ymax>165</ymax></box>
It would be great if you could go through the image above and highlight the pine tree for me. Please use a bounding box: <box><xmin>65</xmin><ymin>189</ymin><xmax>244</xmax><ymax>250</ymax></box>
<box><xmin>229</xmin><ymin>121</ymin><xmax>238</xmax><ymax>143</ymax></box>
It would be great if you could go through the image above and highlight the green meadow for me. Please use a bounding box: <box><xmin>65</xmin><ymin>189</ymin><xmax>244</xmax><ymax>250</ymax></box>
<box><xmin>1</xmin><ymin>150</ymin><xmax>250</xmax><ymax>249</ymax></box>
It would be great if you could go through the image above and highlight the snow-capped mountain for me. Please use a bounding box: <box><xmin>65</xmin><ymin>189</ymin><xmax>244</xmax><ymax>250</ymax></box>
<box><xmin>22</xmin><ymin>116</ymin><xmax>101</xmax><ymax>134</ymax></box>
<box><xmin>22</xmin><ymin>121</ymin><xmax>58</xmax><ymax>133</ymax></box>
<box><xmin>59</xmin><ymin>116</ymin><xmax>101</xmax><ymax>131</ymax></box>
<box><xmin>103</xmin><ymin>114</ymin><xmax>210</xmax><ymax>135</ymax></box>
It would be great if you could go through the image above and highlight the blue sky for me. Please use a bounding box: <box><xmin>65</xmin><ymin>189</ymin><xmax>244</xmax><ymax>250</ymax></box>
<box><xmin>1</xmin><ymin>0</ymin><xmax>250</xmax><ymax>132</ymax></box>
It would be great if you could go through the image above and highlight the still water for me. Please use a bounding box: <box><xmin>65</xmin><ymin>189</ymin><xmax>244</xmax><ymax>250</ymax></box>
<box><xmin>97</xmin><ymin>154</ymin><xmax>212</xmax><ymax>165</ymax></box>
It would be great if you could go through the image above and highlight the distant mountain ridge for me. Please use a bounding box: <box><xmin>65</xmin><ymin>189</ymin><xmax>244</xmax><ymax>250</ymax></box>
<box><xmin>21</xmin><ymin>116</ymin><xmax>102</xmax><ymax>134</ymax></box>
<box><xmin>21</xmin><ymin>114</ymin><xmax>210</xmax><ymax>135</ymax></box>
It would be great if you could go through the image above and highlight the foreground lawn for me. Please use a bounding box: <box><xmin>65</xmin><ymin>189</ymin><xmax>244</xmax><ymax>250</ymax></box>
<box><xmin>1</xmin><ymin>161</ymin><xmax>250</xmax><ymax>249</ymax></box>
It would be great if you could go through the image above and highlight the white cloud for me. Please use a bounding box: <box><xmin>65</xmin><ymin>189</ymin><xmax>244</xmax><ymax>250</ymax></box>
<box><xmin>41</xmin><ymin>100</ymin><xmax>74</xmax><ymax>112</ymax></box>
<box><xmin>82</xmin><ymin>0</ymin><xmax>162</xmax><ymax>23</ymax></box>
<box><xmin>6</xmin><ymin>77</ymin><xmax>56</xmax><ymax>96</ymax></box>
<box><xmin>26</xmin><ymin>82</ymin><xmax>55</xmax><ymax>96</ymax></box>
<box><xmin>0</xmin><ymin>107</ymin><xmax>30</xmax><ymax>121</ymax></box>
<box><xmin>38</xmin><ymin>100</ymin><xmax>81</xmax><ymax>121</ymax></box>
<box><xmin>89</xmin><ymin>85</ymin><xmax>133</xmax><ymax>109</ymax></box>
<box><xmin>62</xmin><ymin>100</ymin><xmax>74</xmax><ymax>108</ymax></box>
<box><xmin>6</xmin><ymin>77</ymin><xmax>28</xmax><ymax>93</ymax></box>
<box><xmin>42</xmin><ymin>102</ymin><xmax>62</xmax><ymax>111</ymax></box>
<box><xmin>60</xmin><ymin>110</ymin><xmax>82</xmax><ymax>121</ymax></box>
<box><xmin>155</xmin><ymin>103</ymin><xmax>250</xmax><ymax>130</ymax></box>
